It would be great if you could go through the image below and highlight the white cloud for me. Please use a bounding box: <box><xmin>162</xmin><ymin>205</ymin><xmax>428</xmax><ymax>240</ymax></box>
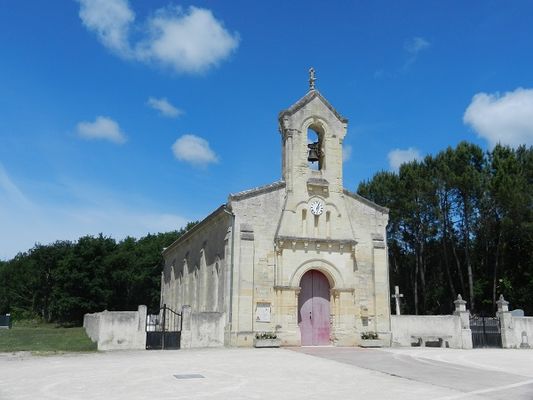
<box><xmin>77</xmin><ymin>0</ymin><xmax>134</xmax><ymax>56</ymax></box>
<box><xmin>0</xmin><ymin>172</ymin><xmax>189</xmax><ymax>260</ymax></box>
<box><xmin>463</xmin><ymin>87</ymin><xmax>533</xmax><ymax>148</ymax></box>
<box><xmin>172</xmin><ymin>134</ymin><xmax>218</xmax><ymax>167</ymax></box>
<box><xmin>137</xmin><ymin>6</ymin><xmax>239</xmax><ymax>73</ymax></box>
<box><xmin>342</xmin><ymin>145</ymin><xmax>352</xmax><ymax>162</ymax></box>
<box><xmin>77</xmin><ymin>1</ymin><xmax>239</xmax><ymax>74</ymax></box>
<box><xmin>147</xmin><ymin>97</ymin><xmax>183</xmax><ymax>118</ymax></box>
<box><xmin>76</xmin><ymin>116</ymin><xmax>127</xmax><ymax>144</ymax></box>
<box><xmin>388</xmin><ymin>147</ymin><xmax>423</xmax><ymax>171</ymax></box>
<box><xmin>405</xmin><ymin>37</ymin><xmax>430</xmax><ymax>54</ymax></box>
<box><xmin>404</xmin><ymin>36</ymin><xmax>430</xmax><ymax>69</ymax></box>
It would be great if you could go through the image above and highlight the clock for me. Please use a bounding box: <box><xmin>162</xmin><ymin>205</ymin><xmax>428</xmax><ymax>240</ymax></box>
<box><xmin>310</xmin><ymin>200</ymin><xmax>324</xmax><ymax>215</ymax></box>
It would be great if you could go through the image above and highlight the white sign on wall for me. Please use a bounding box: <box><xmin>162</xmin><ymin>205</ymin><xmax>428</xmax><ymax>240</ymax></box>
<box><xmin>255</xmin><ymin>302</ymin><xmax>271</xmax><ymax>323</ymax></box>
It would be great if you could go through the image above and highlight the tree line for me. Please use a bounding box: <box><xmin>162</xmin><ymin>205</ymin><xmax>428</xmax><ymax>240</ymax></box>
<box><xmin>358</xmin><ymin>142</ymin><xmax>533</xmax><ymax>315</ymax></box>
<box><xmin>1</xmin><ymin>141</ymin><xmax>531</xmax><ymax>324</ymax></box>
<box><xmin>0</xmin><ymin>223</ymin><xmax>196</xmax><ymax>324</ymax></box>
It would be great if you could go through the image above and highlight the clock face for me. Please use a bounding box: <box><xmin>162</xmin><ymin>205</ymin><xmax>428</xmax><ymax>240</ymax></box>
<box><xmin>310</xmin><ymin>200</ymin><xmax>324</xmax><ymax>215</ymax></box>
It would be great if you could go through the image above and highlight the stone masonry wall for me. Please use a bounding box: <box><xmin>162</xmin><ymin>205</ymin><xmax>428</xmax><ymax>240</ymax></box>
<box><xmin>507</xmin><ymin>316</ymin><xmax>533</xmax><ymax>348</ymax></box>
<box><xmin>161</xmin><ymin>210</ymin><xmax>231</xmax><ymax>316</ymax></box>
<box><xmin>229</xmin><ymin>185</ymin><xmax>285</xmax><ymax>346</ymax></box>
<box><xmin>391</xmin><ymin>315</ymin><xmax>463</xmax><ymax>348</ymax></box>
<box><xmin>83</xmin><ymin>305</ymin><xmax>147</xmax><ymax>351</ymax></box>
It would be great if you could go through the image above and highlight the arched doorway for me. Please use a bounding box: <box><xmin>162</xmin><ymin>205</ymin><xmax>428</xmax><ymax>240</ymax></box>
<box><xmin>298</xmin><ymin>270</ymin><xmax>330</xmax><ymax>345</ymax></box>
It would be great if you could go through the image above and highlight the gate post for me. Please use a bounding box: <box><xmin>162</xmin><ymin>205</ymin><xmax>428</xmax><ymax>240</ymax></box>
<box><xmin>138</xmin><ymin>305</ymin><xmax>147</xmax><ymax>349</ymax></box>
<box><xmin>180</xmin><ymin>305</ymin><xmax>192</xmax><ymax>349</ymax></box>
<box><xmin>161</xmin><ymin>304</ymin><xmax>167</xmax><ymax>349</ymax></box>
<box><xmin>453</xmin><ymin>295</ymin><xmax>472</xmax><ymax>349</ymax></box>
<box><xmin>496</xmin><ymin>295</ymin><xmax>513</xmax><ymax>348</ymax></box>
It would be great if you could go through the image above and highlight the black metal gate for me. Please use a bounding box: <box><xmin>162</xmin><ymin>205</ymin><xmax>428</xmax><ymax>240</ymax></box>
<box><xmin>146</xmin><ymin>304</ymin><xmax>182</xmax><ymax>350</ymax></box>
<box><xmin>470</xmin><ymin>315</ymin><xmax>502</xmax><ymax>348</ymax></box>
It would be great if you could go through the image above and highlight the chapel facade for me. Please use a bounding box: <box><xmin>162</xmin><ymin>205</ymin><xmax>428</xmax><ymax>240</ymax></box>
<box><xmin>161</xmin><ymin>71</ymin><xmax>392</xmax><ymax>347</ymax></box>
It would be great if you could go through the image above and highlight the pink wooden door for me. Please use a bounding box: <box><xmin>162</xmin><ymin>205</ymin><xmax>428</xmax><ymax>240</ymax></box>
<box><xmin>298</xmin><ymin>270</ymin><xmax>330</xmax><ymax>345</ymax></box>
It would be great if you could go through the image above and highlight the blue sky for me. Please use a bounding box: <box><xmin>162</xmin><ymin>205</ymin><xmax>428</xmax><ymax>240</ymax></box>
<box><xmin>1</xmin><ymin>1</ymin><xmax>533</xmax><ymax>259</ymax></box>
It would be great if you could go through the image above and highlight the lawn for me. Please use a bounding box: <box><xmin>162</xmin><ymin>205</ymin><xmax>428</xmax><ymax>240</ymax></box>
<box><xmin>0</xmin><ymin>321</ymin><xmax>97</xmax><ymax>352</ymax></box>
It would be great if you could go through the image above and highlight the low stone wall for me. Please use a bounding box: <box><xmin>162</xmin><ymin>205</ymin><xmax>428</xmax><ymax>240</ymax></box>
<box><xmin>512</xmin><ymin>317</ymin><xmax>533</xmax><ymax>348</ymax></box>
<box><xmin>180</xmin><ymin>306</ymin><xmax>225</xmax><ymax>348</ymax></box>
<box><xmin>391</xmin><ymin>312</ymin><xmax>472</xmax><ymax>349</ymax></box>
<box><xmin>496</xmin><ymin>296</ymin><xmax>532</xmax><ymax>349</ymax></box>
<box><xmin>391</xmin><ymin>314</ymin><xmax>471</xmax><ymax>349</ymax></box>
<box><xmin>505</xmin><ymin>316</ymin><xmax>533</xmax><ymax>349</ymax></box>
<box><xmin>83</xmin><ymin>313</ymin><xmax>100</xmax><ymax>342</ymax></box>
<box><xmin>83</xmin><ymin>305</ymin><xmax>147</xmax><ymax>351</ymax></box>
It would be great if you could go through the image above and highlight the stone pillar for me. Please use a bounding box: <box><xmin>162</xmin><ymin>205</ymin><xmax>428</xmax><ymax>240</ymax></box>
<box><xmin>453</xmin><ymin>295</ymin><xmax>472</xmax><ymax>349</ymax></box>
<box><xmin>496</xmin><ymin>295</ymin><xmax>513</xmax><ymax>349</ymax></box>
<box><xmin>331</xmin><ymin>289</ymin><xmax>357</xmax><ymax>346</ymax></box>
<box><xmin>372</xmin><ymin>238</ymin><xmax>392</xmax><ymax>346</ymax></box>
<box><xmin>181</xmin><ymin>305</ymin><xmax>192</xmax><ymax>349</ymax></box>
<box><xmin>236</xmin><ymin>224</ymin><xmax>255</xmax><ymax>346</ymax></box>
<box><xmin>137</xmin><ymin>305</ymin><xmax>147</xmax><ymax>350</ymax></box>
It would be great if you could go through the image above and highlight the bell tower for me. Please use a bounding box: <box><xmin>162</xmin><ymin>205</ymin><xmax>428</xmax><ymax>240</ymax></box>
<box><xmin>277</xmin><ymin>68</ymin><xmax>353</xmax><ymax>240</ymax></box>
<box><xmin>279</xmin><ymin>68</ymin><xmax>348</xmax><ymax>197</ymax></box>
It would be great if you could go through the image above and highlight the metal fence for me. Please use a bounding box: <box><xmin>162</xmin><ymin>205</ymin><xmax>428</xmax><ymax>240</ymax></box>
<box><xmin>0</xmin><ymin>314</ymin><xmax>12</xmax><ymax>329</ymax></box>
<box><xmin>470</xmin><ymin>315</ymin><xmax>502</xmax><ymax>348</ymax></box>
<box><xmin>146</xmin><ymin>305</ymin><xmax>182</xmax><ymax>350</ymax></box>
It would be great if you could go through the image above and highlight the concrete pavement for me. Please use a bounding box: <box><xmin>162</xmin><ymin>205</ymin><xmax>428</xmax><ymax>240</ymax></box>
<box><xmin>0</xmin><ymin>347</ymin><xmax>532</xmax><ymax>399</ymax></box>
<box><xmin>293</xmin><ymin>347</ymin><xmax>533</xmax><ymax>399</ymax></box>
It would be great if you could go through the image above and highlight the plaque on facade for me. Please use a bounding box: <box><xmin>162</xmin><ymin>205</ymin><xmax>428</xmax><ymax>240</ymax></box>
<box><xmin>256</xmin><ymin>287</ymin><xmax>270</xmax><ymax>299</ymax></box>
<box><xmin>255</xmin><ymin>302</ymin><xmax>271</xmax><ymax>323</ymax></box>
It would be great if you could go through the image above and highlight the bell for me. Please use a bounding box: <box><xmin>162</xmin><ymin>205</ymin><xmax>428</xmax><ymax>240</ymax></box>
<box><xmin>307</xmin><ymin>142</ymin><xmax>320</xmax><ymax>163</ymax></box>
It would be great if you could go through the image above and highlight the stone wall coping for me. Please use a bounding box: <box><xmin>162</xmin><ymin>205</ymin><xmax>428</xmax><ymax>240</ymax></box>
<box><xmin>331</xmin><ymin>288</ymin><xmax>356</xmax><ymax>294</ymax></box>
<box><xmin>162</xmin><ymin>205</ymin><xmax>229</xmax><ymax>256</ymax></box>
<box><xmin>343</xmin><ymin>188</ymin><xmax>389</xmax><ymax>214</ymax></box>
<box><xmin>228</xmin><ymin>181</ymin><xmax>285</xmax><ymax>201</ymax></box>
<box><xmin>275</xmin><ymin>236</ymin><xmax>357</xmax><ymax>246</ymax></box>
<box><xmin>273</xmin><ymin>285</ymin><xmax>355</xmax><ymax>293</ymax></box>
<box><xmin>273</xmin><ymin>285</ymin><xmax>300</xmax><ymax>291</ymax></box>
<box><xmin>391</xmin><ymin>314</ymin><xmax>458</xmax><ymax>319</ymax></box>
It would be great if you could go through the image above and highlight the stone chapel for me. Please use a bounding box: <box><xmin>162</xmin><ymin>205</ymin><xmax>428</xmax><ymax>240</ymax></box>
<box><xmin>161</xmin><ymin>70</ymin><xmax>392</xmax><ymax>347</ymax></box>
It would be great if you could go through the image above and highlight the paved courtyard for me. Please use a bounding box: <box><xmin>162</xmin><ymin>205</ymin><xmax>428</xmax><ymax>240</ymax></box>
<box><xmin>1</xmin><ymin>347</ymin><xmax>532</xmax><ymax>399</ymax></box>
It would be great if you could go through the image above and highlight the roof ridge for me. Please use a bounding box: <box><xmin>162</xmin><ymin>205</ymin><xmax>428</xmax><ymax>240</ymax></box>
<box><xmin>278</xmin><ymin>90</ymin><xmax>348</xmax><ymax>123</ymax></box>
<box><xmin>229</xmin><ymin>181</ymin><xmax>285</xmax><ymax>201</ymax></box>
<box><xmin>343</xmin><ymin>188</ymin><xmax>389</xmax><ymax>214</ymax></box>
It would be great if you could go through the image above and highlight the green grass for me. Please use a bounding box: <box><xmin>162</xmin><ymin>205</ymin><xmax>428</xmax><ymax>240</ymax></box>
<box><xmin>0</xmin><ymin>320</ymin><xmax>97</xmax><ymax>353</ymax></box>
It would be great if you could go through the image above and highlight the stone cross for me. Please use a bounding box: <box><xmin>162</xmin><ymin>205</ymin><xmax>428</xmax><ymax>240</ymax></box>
<box><xmin>391</xmin><ymin>285</ymin><xmax>403</xmax><ymax>315</ymax></box>
<box><xmin>309</xmin><ymin>67</ymin><xmax>316</xmax><ymax>91</ymax></box>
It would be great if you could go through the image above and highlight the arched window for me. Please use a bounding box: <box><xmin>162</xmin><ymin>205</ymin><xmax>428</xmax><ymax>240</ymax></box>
<box><xmin>307</xmin><ymin>125</ymin><xmax>324</xmax><ymax>170</ymax></box>
<box><xmin>302</xmin><ymin>209</ymin><xmax>307</xmax><ymax>235</ymax></box>
<box><xmin>326</xmin><ymin>211</ymin><xmax>331</xmax><ymax>238</ymax></box>
<box><xmin>212</xmin><ymin>258</ymin><xmax>220</xmax><ymax>311</ymax></box>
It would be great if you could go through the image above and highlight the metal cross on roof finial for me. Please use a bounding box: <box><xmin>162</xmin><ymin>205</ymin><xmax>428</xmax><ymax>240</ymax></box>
<box><xmin>309</xmin><ymin>67</ymin><xmax>316</xmax><ymax>91</ymax></box>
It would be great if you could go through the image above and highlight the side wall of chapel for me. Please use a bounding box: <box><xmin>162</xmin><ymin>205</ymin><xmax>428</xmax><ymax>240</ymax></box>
<box><xmin>161</xmin><ymin>211</ymin><xmax>232</xmax><ymax>316</ymax></box>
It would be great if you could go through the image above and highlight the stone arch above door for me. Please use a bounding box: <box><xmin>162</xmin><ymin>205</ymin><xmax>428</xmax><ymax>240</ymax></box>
<box><xmin>290</xmin><ymin>258</ymin><xmax>344</xmax><ymax>289</ymax></box>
